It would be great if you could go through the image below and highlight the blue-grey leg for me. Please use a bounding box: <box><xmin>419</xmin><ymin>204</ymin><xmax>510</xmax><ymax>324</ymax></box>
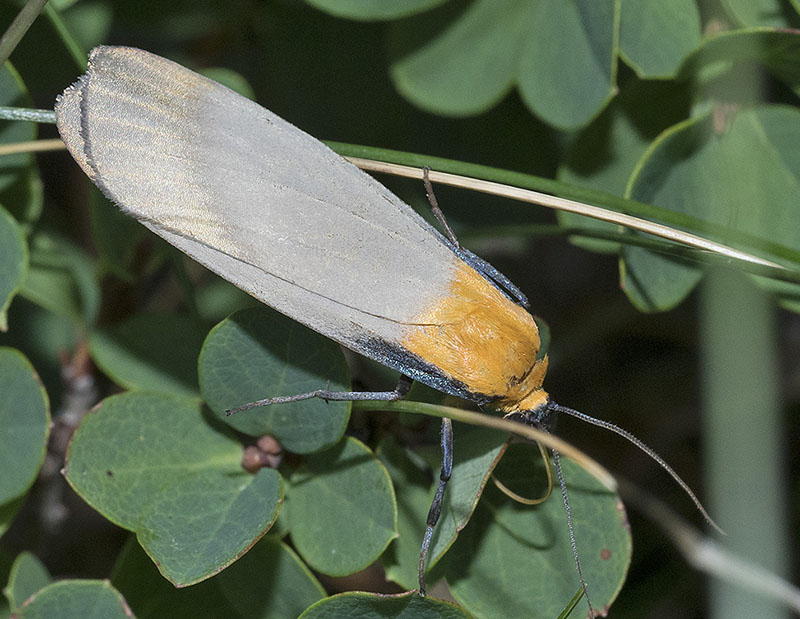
<box><xmin>422</xmin><ymin>167</ymin><xmax>528</xmax><ymax>308</ymax></box>
<box><xmin>226</xmin><ymin>374</ymin><xmax>413</xmax><ymax>416</ymax></box>
<box><xmin>418</xmin><ymin>416</ymin><xmax>453</xmax><ymax>596</ymax></box>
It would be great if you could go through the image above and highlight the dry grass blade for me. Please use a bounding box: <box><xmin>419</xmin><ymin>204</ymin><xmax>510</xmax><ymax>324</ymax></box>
<box><xmin>0</xmin><ymin>138</ymin><xmax>65</xmax><ymax>156</ymax></box>
<box><xmin>348</xmin><ymin>157</ymin><xmax>785</xmax><ymax>272</ymax></box>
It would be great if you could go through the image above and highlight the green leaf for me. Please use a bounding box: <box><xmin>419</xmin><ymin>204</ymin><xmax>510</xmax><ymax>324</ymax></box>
<box><xmin>0</xmin><ymin>496</ymin><xmax>25</xmax><ymax>539</ymax></box>
<box><xmin>287</xmin><ymin>437</ymin><xmax>397</xmax><ymax>576</ymax></box>
<box><xmin>64</xmin><ymin>391</ymin><xmax>281</xmax><ymax>585</ymax></box>
<box><xmin>0</xmin><ymin>548</ymin><xmax>13</xmax><ymax>617</ymax></box>
<box><xmin>111</xmin><ymin>536</ymin><xmax>231</xmax><ymax>619</ymax></box>
<box><xmin>216</xmin><ymin>537</ymin><xmax>326</xmax><ymax>617</ymax></box>
<box><xmin>0</xmin><ymin>299</ymin><xmax>78</xmax><ymax>413</ymax></box>
<box><xmin>720</xmin><ymin>0</ymin><xmax>800</xmax><ymax>28</ymax></box>
<box><xmin>90</xmin><ymin>313</ymin><xmax>208</xmax><ymax>397</ymax></box>
<box><xmin>369</xmin><ymin>423</ymin><xmax>508</xmax><ymax>589</ymax></box>
<box><xmin>0</xmin><ymin>62</ymin><xmax>39</xmax><ymax>222</ymax></box>
<box><xmin>88</xmin><ymin>187</ymin><xmax>142</xmax><ymax>280</ymax></box>
<box><xmin>64</xmin><ymin>392</ymin><xmax>240</xmax><ymax>529</ymax></box>
<box><xmin>3</xmin><ymin>552</ymin><xmax>51</xmax><ymax>612</ymax></box>
<box><xmin>0</xmin><ymin>166</ymin><xmax>42</xmax><ymax>236</ymax></box>
<box><xmin>299</xmin><ymin>590</ymin><xmax>472</xmax><ymax>618</ymax></box>
<box><xmin>517</xmin><ymin>0</ymin><xmax>617</xmax><ymax>130</ymax></box>
<box><xmin>446</xmin><ymin>449</ymin><xmax>631</xmax><ymax>618</ymax></box>
<box><xmin>113</xmin><ymin>534</ymin><xmax>325</xmax><ymax>619</ymax></box>
<box><xmin>558</xmin><ymin>79</ymin><xmax>691</xmax><ymax>253</ymax></box>
<box><xmin>14</xmin><ymin>580</ymin><xmax>131</xmax><ymax>619</ymax></box>
<box><xmin>137</xmin><ymin>467</ymin><xmax>282</xmax><ymax>586</ymax></box>
<box><xmin>0</xmin><ymin>206</ymin><xmax>27</xmax><ymax>330</ymax></box>
<box><xmin>61</xmin><ymin>0</ymin><xmax>114</xmax><ymax>51</ymax></box>
<box><xmin>426</xmin><ymin>424</ymin><xmax>508</xmax><ymax>570</ymax></box>
<box><xmin>389</xmin><ymin>0</ymin><xmax>617</xmax><ymax>129</ymax></box>
<box><xmin>194</xmin><ymin>277</ymin><xmax>259</xmax><ymax>324</ymax></box>
<box><xmin>0</xmin><ymin>348</ymin><xmax>49</xmax><ymax>505</ymax></box>
<box><xmin>377</xmin><ymin>437</ymin><xmax>436</xmax><ymax>590</ymax></box>
<box><xmin>199</xmin><ymin>307</ymin><xmax>350</xmax><ymax>454</ymax></box>
<box><xmin>623</xmin><ymin>106</ymin><xmax>800</xmax><ymax>311</ymax></box>
<box><xmin>389</xmin><ymin>0</ymin><xmax>523</xmax><ymax>117</ymax></box>
<box><xmin>22</xmin><ymin>233</ymin><xmax>100</xmax><ymax>325</ymax></box>
<box><xmin>619</xmin><ymin>0</ymin><xmax>701</xmax><ymax>77</ymax></box>
<box><xmin>680</xmin><ymin>29</ymin><xmax>800</xmax><ymax>93</ymax></box>
<box><xmin>306</xmin><ymin>0</ymin><xmax>448</xmax><ymax>21</ymax></box>
<box><xmin>197</xmin><ymin>68</ymin><xmax>256</xmax><ymax>100</ymax></box>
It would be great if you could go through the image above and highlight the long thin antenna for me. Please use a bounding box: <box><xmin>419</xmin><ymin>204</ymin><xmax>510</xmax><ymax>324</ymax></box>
<box><xmin>551</xmin><ymin>402</ymin><xmax>724</xmax><ymax>535</ymax></box>
<box><xmin>552</xmin><ymin>448</ymin><xmax>595</xmax><ymax>619</ymax></box>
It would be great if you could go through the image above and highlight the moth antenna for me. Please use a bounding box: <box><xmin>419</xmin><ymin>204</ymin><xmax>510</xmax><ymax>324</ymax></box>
<box><xmin>552</xmin><ymin>447</ymin><xmax>595</xmax><ymax>619</ymax></box>
<box><xmin>551</xmin><ymin>402</ymin><xmax>725</xmax><ymax>535</ymax></box>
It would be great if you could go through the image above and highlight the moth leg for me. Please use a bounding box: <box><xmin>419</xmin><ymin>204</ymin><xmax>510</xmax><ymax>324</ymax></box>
<box><xmin>422</xmin><ymin>166</ymin><xmax>528</xmax><ymax>307</ymax></box>
<box><xmin>226</xmin><ymin>374</ymin><xmax>412</xmax><ymax>415</ymax></box>
<box><xmin>418</xmin><ymin>416</ymin><xmax>453</xmax><ymax>597</ymax></box>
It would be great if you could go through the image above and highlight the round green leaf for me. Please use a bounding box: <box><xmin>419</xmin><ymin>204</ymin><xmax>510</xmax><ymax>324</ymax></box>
<box><xmin>558</xmin><ymin>79</ymin><xmax>691</xmax><ymax>254</ymax></box>
<box><xmin>377</xmin><ymin>424</ymin><xmax>509</xmax><ymax>589</ymax></box>
<box><xmin>111</xmin><ymin>536</ymin><xmax>232</xmax><ymax>619</ymax></box>
<box><xmin>198</xmin><ymin>68</ymin><xmax>256</xmax><ymax>100</ymax></box>
<box><xmin>199</xmin><ymin>307</ymin><xmax>350</xmax><ymax>454</ymax></box>
<box><xmin>389</xmin><ymin>0</ymin><xmax>521</xmax><ymax>117</ymax></box>
<box><xmin>90</xmin><ymin>313</ymin><xmax>208</xmax><ymax>397</ymax></box>
<box><xmin>425</xmin><ymin>425</ymin><xmax>507</xmax><ymax>571</ymax></box>
<box><xmin>389</xmin><ymin>0</ymin><xmax>617</xmax><ymax>129</ymax></box>
<box><xmin>287</xmin><ymin>437</ymin><xmax>397</xmax><ymax>576</ymax></box>
<box><xmin>22</xmin><ymin>233</ymin><xmax>100</xmax><ymax>325</ymax></box>
<box><xmin>306</xmin><ymin>0</ymin><xmax>448</xmax><ymax>21</ymax></box>
<box><xmin>137</xmin><ymin>467</ymin><xmax>282</xmax><ymax>586</ymax></box>
<box><xmin>113</xmin><ymin>532</ymin><xmax>325</xmax><ymax>619</ymax></box>
<box><xmin>0</xmin><ymin>205</ymin><xmax>27</xmax><ymax>330</ymax></box>
<box><xmin>517</xmin><ymin>0</ymin><xmax>617</xmax><ymax>130</ymax></box>
<box><xmin>679</xmin><ymin>29</ymin><xmax>800</xmax><ymax>93</ymax></box>
<box><xmin>62</xmin><ymin>0</ymin><xmax>114</xmax><ymax>50</ymax></box>
<box><xmin>0</xmin><ymin>62</ymin><xmax>40</xmax><ymax>221</ymax></box>
<box><xmin>0</xmin><ymin>348</ymin><xmax>49</xmax><ymax>504</ymax></box>
<box><xmin>299</xmin><ymin>590</ymin><xmax>472</xmax><ymax>619</ymax></box>
<box><xmin>64</xmin><ymin>392</ymin><xmax>243</xmax><ymax>530</ymax></box>
<box><xmin>446</xmin><ymin>450</ymin><xmax>631</xmax><ymax>618</ymax></box>
<box><xmin>0</xmin><ymin>299</ymin><xmax>78</xmax><ymax>414</ymax></box>
<box><xmin>623</xmin><ymin>106</ymin><xmax>800</xmax><ymax>311</ymax></box>
<box><xmin>619</xmin><ymin>0</ymin><xmax>701</xmax><ymax>77</ymax></box>
<box><xmin>377</xmin><ymin>436</ymin><xmax>436</xmax><ymax>590</ymax></box>
<box><xmin>216</xmin><ymin>537</ymin><xmax>326</xmax><ymax>618</ymax></box>
<box><xmin>88</xmin><ymin>188</ymin><xmax>143</xmax><ymax>280</ymax></box>
<box><xmin>3</xmin><ymin>552</ymin><xmax>51</xmax><ymax>612</ymax></box>
<box><xmin>65</xmin><ymin>391</ymin><xmax>282</xmax><ymax>586</ymax></box>
<box><xmin>15</xmin><ymin>580</ymin><xmax>131</xmax><ymax>619</ymax></box>
<box><xmin>721</xmin><ymin>0</ymin><xmax>800</xmax><ymax>27</ymax></box>
<box><xmin>621</xmin><ymin>250</ymin><xmax>702</xmax><ymax>312</ymax></box>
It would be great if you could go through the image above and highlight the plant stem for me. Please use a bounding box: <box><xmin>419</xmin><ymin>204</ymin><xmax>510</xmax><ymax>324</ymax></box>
<box><xmin>0</xmin><ymin>0</ymin><xmax>50</xmax><ymax>66</ymax></box>
<box><xmin>700</xmin><ymin>267</ymin><xmax>790</xmax><ymax>619</ymax></box>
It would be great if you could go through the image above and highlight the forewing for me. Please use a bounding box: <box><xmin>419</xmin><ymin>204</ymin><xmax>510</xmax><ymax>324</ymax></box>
<box><xmin>56</xmin><ymin>47</ymin><xmax>465</xmax><ymax>389</ymax></box>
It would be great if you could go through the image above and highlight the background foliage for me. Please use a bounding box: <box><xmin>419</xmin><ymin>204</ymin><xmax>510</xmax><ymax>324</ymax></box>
<box><xmin>1</xmin><ymin>0</ymin><xmax>799</xmax><ymax>617</ymax></box>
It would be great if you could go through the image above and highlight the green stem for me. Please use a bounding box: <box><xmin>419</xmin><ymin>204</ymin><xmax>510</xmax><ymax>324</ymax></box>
<box><xmin>0</xmin><ymin>108</ymin><xmax>797</xmax><ymax>285</ymax></box>
<box><xmin>700</xmin><ymin>267</ymin><xmax>789</xmax><ymax>619</ymax></box>
<box><xmin>43</xmin><ymin>2</ymin><xmax>86</xmax><ymax>70</ymax></box>
<box><xmin>0</xmin><ymin>106</ymin><xmax>55</xmax><ymax>123</ymax></box>
<box><xmin>352</xmin><ymin>399</ymin><xmax>616</xmax><ymax>490</ymax></box>
<box><xmin>465</xmin><ymin>223</ymin><xmax>800</xmax><ymax>286</ymax></box>
<box><xmin>0</xmin><ymin>0</ymin><xmax>50</xmax><ymax>66</ymax></box>
<box><xmin>328</xmin><ymin>141</ymin><xmax>800</xmax><ymax>267</ymax></box>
